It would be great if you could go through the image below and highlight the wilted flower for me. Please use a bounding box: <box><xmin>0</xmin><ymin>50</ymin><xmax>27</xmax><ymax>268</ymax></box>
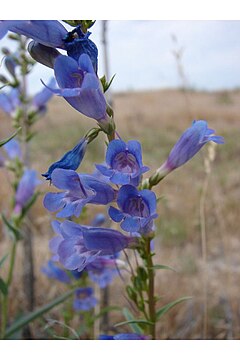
<box><xmin>42</xmin><ymin>137</ymin><xmax>87</xmax><ymax>181</ymax></box>
<box><xmin>109</xmin><ymin>185</ymin><xmax>158</xmax><ymax>233</ymax></box>
<box><xmin>96</xmin><ymin>139</ymin><xmax>149</xmax><ymax>186</ymax></box>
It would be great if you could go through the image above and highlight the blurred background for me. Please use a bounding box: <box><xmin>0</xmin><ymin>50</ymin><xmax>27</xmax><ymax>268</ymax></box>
<box><xmin>0</xmin><ymin>20</ymin><xmax>240</xmax><ymax>339</ymax></box>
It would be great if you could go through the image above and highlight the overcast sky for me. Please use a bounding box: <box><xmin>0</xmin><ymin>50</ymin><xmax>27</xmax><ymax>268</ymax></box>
<box><xmin>0</xmin><ymin>20</ymin><xmax>240</xmax><ymax>94</ymax></box>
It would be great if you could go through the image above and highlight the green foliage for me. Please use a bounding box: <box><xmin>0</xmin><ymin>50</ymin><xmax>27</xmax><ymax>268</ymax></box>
<box><xmin>4</xmin><ymin>289</ymin><xmax>75</xmax><ymax>339</ymax></box>
<box><xmin>0</xmin><ymin>128</ymin><xmax>21</xmax><ymax>147</ymax></box>
<box><xmin>156</xmin><ymin>296</ymin><xmax>192</xmax><ymax>321</ymax></box>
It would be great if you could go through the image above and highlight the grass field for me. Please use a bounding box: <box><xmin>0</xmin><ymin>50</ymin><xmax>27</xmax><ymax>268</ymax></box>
<box><xmin>0</xmin><ymin>88</ymin><xmax>239</xmax><ymax>339</ymax></box>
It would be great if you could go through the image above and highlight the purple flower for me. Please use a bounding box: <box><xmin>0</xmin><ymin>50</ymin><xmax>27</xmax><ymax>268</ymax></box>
<box><xmin>48</xmin><ymin>220</ymin><xmax>64</xmax><ymax>262</ymax></box>
<box><xmin>52</xmin><ymin>220</ymin><xmax>100</xmax><ymax>272</ymax></box>
<box><xmin>0</xmin><ymin>21</ymin><xmax>98</xmax><ymax>71</ymax></box>
<box><xmin>43</xmin><ymin>168</ymin><xmax>116</xmax><ymax>218</ymax></box>
<box><xmin>0</xmin><ymin>88</ymin><xmax>20</xmax><ymax>115</ymax></box>
<box><xmin>0</xmin><ymin>20</ymin><xmax>68</xmax><ymax>49</ymax></box>
<box><xmin>99</xmin><ymin>333</ymin><xmax>149</xmax><ymax>340</ymax></box>
<box><xmin>49</xmin><ymin>220</ymin><xmax>136</xmax><ymax>272</ymax></box>
<box><xmin>73</xmin><ymin>287</ymin><xmax>98</xmax><ymax>311</ymax></box>
<box><xmin>158</xmin><ymin>120</ymin><xmax>224</xmax><ymax>175</ymax></box>
<box><xmin>42</xmin><ymin>54</ymin><xmax>106</xmax><ymax>121</ymax></box>
<box><xmin>41</xmin><ymin>260</ymin><xmax>71</xmax><ymax>284</ymax></box>
<box><xmin>3</xmin><ymin>138</ymin><xmax>22</xmax><ymax>160</ymax></box>
<box><xmin>63</xmin><ymin>25</ymin><xmax>98</xmax><ymax>72</ymax></box>
<box><xmin>109</xmin><ymin>185</ymin><xmax>158</xmax><ymax>233</ymax></box>
<box><xmin>32</xmin><ymin>78</ymin><xmax>55</xmax><ymax>113</ymax></box>
<box><xmin>42</xmin><ymin>137</ymin><xmax>87</xmax><ymax>181</ymax></box>
<box><xmin>96</xmin><ymin>140</ymin><xmax>149</xmax><ymax>186</ymax></box>
<box><xmin>86</xmin><ymin>256</ymin><xmax>119</xmax><ymax>288</ymax></box>
<box><xmin>14</xmin><ymin>169</ymin><xmax>41</xmax><ymax>214</ymax></box>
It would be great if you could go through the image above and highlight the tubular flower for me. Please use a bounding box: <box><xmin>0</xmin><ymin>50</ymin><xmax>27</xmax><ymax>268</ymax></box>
<box><xmin>42</xmin><ymin>53</ymin><xmax>106</xmax><ymax>120</ymax></box>
<box><xmin>42</xmin><ymin>137</ymin><xmax>87</xmax><ymax>181</ymax></box>
<box><xmin>86</xmin><ymin>256</ymin><xmax>120</xmax><ymax>288</ymax></box>
<box><xmin>73</xmin><ymin>287</ymin><xmax>98</xmax><ymax>311</ymax></box>
<box><xmin>96</xmin><ymin>139</ymin><xmax>149</xmax><ymax>186</ymax></box>
<box><xmin>41</xmin><ymin>260</ymin><xmax>71</xmax><ymax>284</ymax></box>
<box><xmin>109</xmin><ymin>185</ymin><xmax>158</xmax><ymax>233</ymax></box>
<box><xmin>0</xmin><ymin>21</ymin><xmax>98</xmax><ymax>70</ymax></box>
<box><xmin>14</xmin><ymin>169</ymin><xmax>41</xmax><ymax>214</ymax></box>
<box><xmin>3</xmin><ymin>138</ymin><xmax>22</xmax><ymax>160</ymax></box>
<box><xmin>43</xmin><ymin>168</ymin><xmax>116</xmax><ymax>218</ymax></box>
<box><xmin>157</xmin><ymin>120</ymin><xmax>224</xmax><ymax>177</ymax></box>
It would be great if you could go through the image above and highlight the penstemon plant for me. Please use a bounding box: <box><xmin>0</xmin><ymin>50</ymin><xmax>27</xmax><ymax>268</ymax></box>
<box><xmin>0</xmin><ymin>20</ymin><xmax>224</xmax><ymax>340</ymax></box>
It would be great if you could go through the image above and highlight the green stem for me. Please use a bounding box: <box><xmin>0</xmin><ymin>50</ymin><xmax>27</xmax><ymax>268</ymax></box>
<box><xmin>1</xmin><ymin>238</ymin><xmax>17</xmax><ymax>339</ymax></box>
<box><xmin>146</xmin><ymin>238</ymin><xmax>156</xmax><ymax>339</ymax></box>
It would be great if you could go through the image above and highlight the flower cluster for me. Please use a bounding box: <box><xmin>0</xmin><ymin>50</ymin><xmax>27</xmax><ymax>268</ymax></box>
<box><xmin>0</xmin><ymin>20</ymin><xmax>225</xmax><ymax>340</ymax></box>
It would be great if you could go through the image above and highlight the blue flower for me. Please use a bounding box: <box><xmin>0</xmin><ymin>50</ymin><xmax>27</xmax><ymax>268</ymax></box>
<box><xmin>54</xmin><ymin>220</ymin><xmax>100</xmax><ymax>272</ymax></box>
<box><xmin>81</xmin><ymin>226</ymin><xmax>138</xmax><ymax>255</ymax></box>
<box><xmin>41</xmin><ymin>260</ymin><xmax>71</xmax><ymax>284</ymax></box>
<box><xmin>158</xmin><ymin>120</ymin><xmax>224</xmax><ymax>175</ymax></box>
<box><xmin>63</xmin><ymin>25</ymin><xmax>98</xmax><ymax>72</ymax></box>
<box><xmin>42</xmin><ymin>54</ymin><xmax>106</xmax><ymax>120</ymax></box>
<box><xmin>86</xmin><ymin>256</ymin><xmax>119</xmax><ymax>288</ymax></box>
<box><xmin>43</xmin><ymin>168</ymin><xmax>116</xmax><ymax>218</ymax></box>
<box><xmin>50</xmin><ymin>220</ymin><xmax>137</xmax><ymax>272</ymax></box>
<box><xmin>96</xmin><ymin>139</ymin><xmax>149</xmax><ymax>186</ymax></box>
<box><xmin>3</xmin><ymin>138</ymin><xmax>22</xmax><ymax>160</ymax></box>
<box><xmin>14</xmin><ymin>169</ymin><xmax>41</xmax><ymax>214</ymax></box>
<box><xmin>99</xmin><ymin>333</ymin><xmax>149</xmax><ymax>340</ymax></box>
<box><xmin>32</xmin><ymin>78</ymin><xmax>55</xmax><ymax>113</ymax></box>
<box><xmin>0</xmin><ymin>20</ymin><xmax>68</xmax><ymax>49</ymax></box>
<box><xmin>109</xmin><ymin>185</ymin><xmax>158</xmax><ymax>233</ymax></box>
<box><xmin>0</xmin><ymin>21</ymin><xmax>98</xmax><ymax>71</ymax></box>
<box><xmin>42</xmin><ymin>137</ymin><xmax>87</xmax><ymax>181</ymax></box>
<box><xmin>0</xmin><ymin>88</ymin><xmax>20</xmax><ymax>115</ymax></box>
<box><xmin>73</xmin><ymin>287</ymin><xmax>98</xmax><ymax>311</ymax></box>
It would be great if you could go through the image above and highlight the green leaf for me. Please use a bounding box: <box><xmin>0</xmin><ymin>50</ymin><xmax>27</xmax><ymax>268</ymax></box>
<box><xmin>115</xmin><ymin>319</ymin><xmax>154</xmax><ymax>328</ymax></box>
<box><xmin>122</xmin><ymin>307</ymin><xmax>144</xmax><ymax>334</ymax></box>
<box><xmin>156</xmin><ymin>296</ymin><xmax>192</xmax><ymax>321</ymax></box>
<box><xmin>0</xmin><ymin>277</ymin><xmax>8</xmax><ymax>296</ymax></box>
<box><xmin>1</xmin><ymin>214</ymin><xmax>21</xmax><ymax>240</ymax></box>
<box><xmin>151</xmin><ymin>264</ymin><xmax>177</xmax><ymax>272</ymax></box>
<box><xmin>0</xmin><ymin>128</ymin><xmax>21</xmax><ymax>147</ymax></box>
<box><xmin>0</xmin><ymin>254</ymin><xmax>8</xmax><ymax>268</ymax></box>
<box><xmin>4</xmin><ymin>289</ymin><xmax>75</xmax><ymax>339</ymax></box>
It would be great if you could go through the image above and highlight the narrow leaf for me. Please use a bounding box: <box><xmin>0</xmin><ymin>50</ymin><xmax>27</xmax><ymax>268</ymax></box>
<box><xmin>122</xmin><ymin>307</ymin><xmax>143</xmax><ymax>334</ymax></box>
<box><xmin>151</xmin><ymin>264</ymin><xmax>177</xmax><ymax>272</ymax></box>
<box><xmin>0</xmin><ymin>128</ymin><xmax>21</xmax><ymax>147</ymax></box>
<box><xmin>0</xmin><ymin>254</ymin><xmax>8</xmax><ymax>268</ymax></box>
<box><xmin>1</xmin><ymin>214</ymin><xmax>21</xmax><ymax>240</ymax></box>
<box><xmin>0</xmin><ymin>277</ymin><xmax>8</xmax><ymax>295</ymax></box>
<box><xmin>156</xmin><ymin>296</ymin><xmax>192</xmax><ymax>321</ymax></box>
<box><xmin>115</xmin><ymin>319</ymin><xmax>154</xmax><ymax>328</ymax></box>
<box><xmin>4</xmin><ymin>289</ymin><xmax>75</xmax><ymax>339</ymax></box>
